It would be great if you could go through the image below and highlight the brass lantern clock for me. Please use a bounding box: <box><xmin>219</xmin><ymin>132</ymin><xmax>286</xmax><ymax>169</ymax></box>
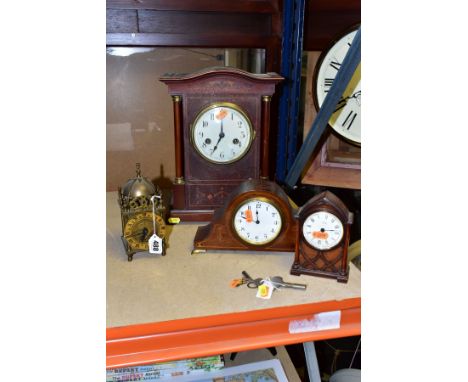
<box><xmin>118</xmin><ymin>163</ymin><xmax>167</xmax><ymax>261</ymax></box>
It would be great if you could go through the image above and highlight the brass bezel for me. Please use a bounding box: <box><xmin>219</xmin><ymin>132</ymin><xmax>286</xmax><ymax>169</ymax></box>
<box><xmin>231</xmin><ymin>196</ymin><xmax>283</xmax><ymax>246</ymax></box>
<box><xmin>190</xmin><ymin>102</ymin><xmax>255</xmax><ymax>165</ymax></box>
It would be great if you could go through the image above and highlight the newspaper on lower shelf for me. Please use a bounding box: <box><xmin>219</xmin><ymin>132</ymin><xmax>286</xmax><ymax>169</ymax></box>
<box><xmin>106</xmin><ymin>356</ymin><xmax>224</xmax><ymax>382</ymax></box>
<box><xmin>107</xmin><ymin>358</ymin><xmax>288</xmax><ymax>382</ymax></box>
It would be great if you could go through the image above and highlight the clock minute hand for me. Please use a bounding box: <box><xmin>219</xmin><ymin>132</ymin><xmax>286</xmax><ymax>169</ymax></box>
<box><xmin>211</xmin><ymin>120</ymin><xmax>225</xmax><ymax>155</ymax></box>
<box><xmin>352</xmin><ymin>90</ymin><xmax>361</xmax><ymax>106</ymax></box>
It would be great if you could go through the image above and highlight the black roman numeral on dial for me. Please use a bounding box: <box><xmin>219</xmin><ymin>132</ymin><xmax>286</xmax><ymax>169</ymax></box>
<box><xmin>342</xmin><ymin>110</ymin><xmax>357</xmax><ymax>130</ymax></box>
<box><xmin>330</xmin><ymin>61</ymin><xmax>341</xmax><ymax>71</ymax></box>
<box><xmin>324</xmin><ymin>78</ymin><xmax>334</xmax><ymax>92</ymax></box>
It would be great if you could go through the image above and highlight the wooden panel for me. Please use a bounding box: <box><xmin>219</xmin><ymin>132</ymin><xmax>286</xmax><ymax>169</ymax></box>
<box><xmin>107</xmin><ymin>0</ymin><xmax>279</xmax><ymax>13</ymax></box>
<box><xmin>107</xmin><ymin>33</ymin><xmax>276</xmax><ymax>47</ymax></box>
<box><xmin>304</xmin><ymin>0</ymin><xmax>361</xmax><ymax>51</ymax></box>
<box><xmin>106</xmin><ymin>9</ymin><xmax>138</xmax><ymax>33</ymax></box>
<box><xmin>303</xmin><ymin>52</ymin><xmax>321</xmax><ymax>137</ymax></box>
<box><xmin>302</xmin><ymin>139</ymin><xmax>361</xmax><ymax>189</ymax></box>
<box><xmin>308</xmin><ymin>0</ymin><xmax>361</xmax><ymax>12</ymax></box>
<box><xmin>138</xmin><ymin>10</ymin><xmax>271</xmax><ymax>36</ymax></box>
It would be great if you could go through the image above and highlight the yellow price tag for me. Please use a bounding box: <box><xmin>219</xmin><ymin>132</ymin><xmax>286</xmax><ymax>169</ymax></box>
<box><xmin>258</xmin><ymin>284</ymin><xmax>269</xmax><ymax>297</ymax></box>
<box><xmin>168</xmin><ymin>217</ymin><xmax>180</xmax><ymax>224</ymax></box>
<box><xmin>256</xmin><ymin>281</ymin><xmax>273</xmax><ymax>299</ymax></box>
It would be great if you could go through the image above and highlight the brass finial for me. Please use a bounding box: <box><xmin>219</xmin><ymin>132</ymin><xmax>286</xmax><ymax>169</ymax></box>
<box><xmin>135</xmin><ymin>163</ymin><xmax>141</xmax><ymax>177</ymax></box>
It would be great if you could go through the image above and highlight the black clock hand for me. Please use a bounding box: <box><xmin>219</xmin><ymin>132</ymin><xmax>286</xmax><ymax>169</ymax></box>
<box><xmin>140</xmin><ymin>227</ymin><xmax>149</xmax><ymax>241</ymax></box>
<box><xmin>255</xmin><ymin>209</ymin><xmax>260</xmax><ymax>224</ymax></box>
<box><xmin>334</xmin><ymin>97</ymin><xmax>347</xmax><ymax>112</ymax></box>
<box><xmin>352</xmin><ymin>90</ymin><xmax>361</xmax><ymax>106</ymax></box>
<box><xmin>334</xmin><ymin>90</ymin><xmax>361</xmax><ymax>113</ymax></box>
<box><xmin>126</xmin><ymin>229</ymin><xmax>150</xmax><ymax>238</ymax></box>
<box><xmin>211</xmin><ymin>120</ymin><xmax>225</xmax><ymax>155</ymax></box>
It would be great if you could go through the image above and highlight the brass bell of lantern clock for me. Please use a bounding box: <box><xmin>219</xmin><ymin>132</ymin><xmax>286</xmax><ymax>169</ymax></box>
<box><xmin>118</xmin><ymin>163</ymin><xmax>167</xmax><ymax>261</ymax></box>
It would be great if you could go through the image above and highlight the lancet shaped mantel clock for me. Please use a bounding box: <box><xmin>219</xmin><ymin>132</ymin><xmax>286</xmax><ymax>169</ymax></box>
<box><xmin>291</xmin><ymin>191</ymin><xmax>353</xmax><ymax>283</ymax></box>
<box><xmin>160</xmin><ymin>67</ymin><xmax>283</xmax><ymax>222</ymax></box>
<box><xmin>192</xmin><ymin>179</ymin><xmax>297</xmax><ymax>254</ymax></box>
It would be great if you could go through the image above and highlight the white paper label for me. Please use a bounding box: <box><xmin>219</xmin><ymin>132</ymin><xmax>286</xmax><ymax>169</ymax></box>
<box><xmin>148</xmin><ymin>234</ymin><xmax>163</xmax><ymax>254</ymax></box>
<box><xmin>288</xmin><ymin>311</ymin><xmax>341</xmax><ymax>333</ymax></box>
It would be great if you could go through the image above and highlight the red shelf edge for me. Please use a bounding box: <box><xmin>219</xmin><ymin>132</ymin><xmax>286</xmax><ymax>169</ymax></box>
<box><xmin>107</xmin><ymin>297</ymin><xmax>361</xmax><ymax>369</ymax></box>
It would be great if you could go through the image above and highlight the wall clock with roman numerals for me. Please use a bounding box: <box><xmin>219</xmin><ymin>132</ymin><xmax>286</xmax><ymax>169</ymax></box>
<box><xmin>291</xmin><ymin>190</ymin><xmax>353</xmax><ymax>283</ymax></box>
<box><xmin>192</xmin><ymin>179</ymin><xmax>297</xmax><ymax>254</ymax></box>
<box><xmin>160</xmin><ymin>67</ymin><xmax>283</xmax><ymax>222</ymax></box>
<box><xmin>313</xmin><ymin>25</ymin><xmax>361</xmax><ymax>145</ymax></box>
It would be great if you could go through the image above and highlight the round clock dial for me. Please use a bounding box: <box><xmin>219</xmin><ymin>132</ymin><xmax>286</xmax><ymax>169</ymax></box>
<box><xmin>302</xmin><ymin>211</ymin><xmax>344</xmax><ymax>250</ymax></box>
<box><xmin>315</xmin><ymin>27</ymin><xmax>361</xmax><ymax>145</ymax></box>
<box><xmin>124</xmin><ymin>212</ymin><xmax>166</xmax><ymax>251</ymax></box>
<box><xmin>192</xmin><ymin>103</ymin><xmax>254</xmax><ymax>164</ymax></box>
<box><xmin>233</xmin><ymin>198</ymin><xmax>282</xmax><ymax>245</ymax></box>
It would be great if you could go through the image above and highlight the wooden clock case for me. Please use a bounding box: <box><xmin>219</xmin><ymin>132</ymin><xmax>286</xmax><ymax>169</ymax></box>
<box><xmin>291</xmin><ymin>190</ymin><xmax>353</xmax><ymax>282</ymax></box>
<box><xmin>193</xmin><ymin>179</ymin><xmax>297</xmax><ymax>253</ymax></box>
<box><xmin>160</xmin><ymin>67</ymin><xmax>283</xmax><ymax>221</ymax></box>
<box><xmin>301</xmin><ymin>24</ymin><xmax>361</xmax><ymax>190</ymax></box>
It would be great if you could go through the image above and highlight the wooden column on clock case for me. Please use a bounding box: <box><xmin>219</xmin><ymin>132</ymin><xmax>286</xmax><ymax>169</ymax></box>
<box><xmin>160</xmin><ymin>67</ymin><xmax>283</xmax><ymax>222</ymax></box>
<box><xmin>171</xmin><ymin>95</ymin><xmax>185</xmax><ymax>210</ymax></box>
<box><xmin>260</xmin><ymin>95</ymin><xmax>271</xmax><ymax>179</ymax></box>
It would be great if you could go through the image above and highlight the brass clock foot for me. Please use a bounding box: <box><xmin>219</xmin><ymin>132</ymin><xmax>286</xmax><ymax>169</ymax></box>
<box><xmin>127</xmin><ymin>255</ymin><xmax>133</xmax><ymax>262</ymax></box>
<box><xmin>191</xmin><ymin>248</ymin><xmax>206</xmax><ymax>255</ymax></box>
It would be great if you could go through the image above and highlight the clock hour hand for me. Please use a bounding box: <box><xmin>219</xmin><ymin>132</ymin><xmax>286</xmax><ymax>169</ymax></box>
<box><xmin>126</xmin><ymin>229</ymin><xmax>150</xmax><ymax>239</ymax></box>
<box><xmin>334</xmin><ymin>97</ymin><xmax>347</xmax><ymax>112</ymax></box>
<box><xmin>140</xmin><ymin>227</ymin><xmax>149</xmax><ymax>241</ymax></box>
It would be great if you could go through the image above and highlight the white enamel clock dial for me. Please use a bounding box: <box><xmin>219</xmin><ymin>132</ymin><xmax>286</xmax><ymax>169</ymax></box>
<box><xmin>192</xmin><ymin>103</ymin><xmax>254</xmax><ymax>164</ymax></box>
<box><xmin>303</xmin><ymin>211</ymin><xmax>344</xmax><ymax>250</ymax></box>
<box><xmin>316</xmin><ymin>28</ymin><xmax>361</xmax><ymax>145</ymax></box>
<box><xmin>233</xmin><ymin>198</ymin><xmax>282</xmax><ymax>245</ymax></box>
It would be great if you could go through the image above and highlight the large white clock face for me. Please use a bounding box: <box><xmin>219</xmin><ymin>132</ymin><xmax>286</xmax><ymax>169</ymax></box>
<box><xmin>316</xmin><ymin>28</ymin><xmax>361</xmax><ymax>145</ymax></box>
<box><xmin>192</xmin><ymin>103</ymin><xmax>254</xmax><ymax>164</ymax></box>
<box><xmin>233</xmin><ymin>198</ymin><xmax>282</xmax><ymax>245</ymax></box>
<box><xmin>302</xmin><ymin>211</ymin><xmax>344</xmax><ymax>250</ymax></box>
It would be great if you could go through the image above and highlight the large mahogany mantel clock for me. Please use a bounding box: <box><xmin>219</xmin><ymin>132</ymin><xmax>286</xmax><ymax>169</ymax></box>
<box><xmin>160</xmin><ymin>67</ymin><xmax>283</xmax><ymax>221</ymax></box>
